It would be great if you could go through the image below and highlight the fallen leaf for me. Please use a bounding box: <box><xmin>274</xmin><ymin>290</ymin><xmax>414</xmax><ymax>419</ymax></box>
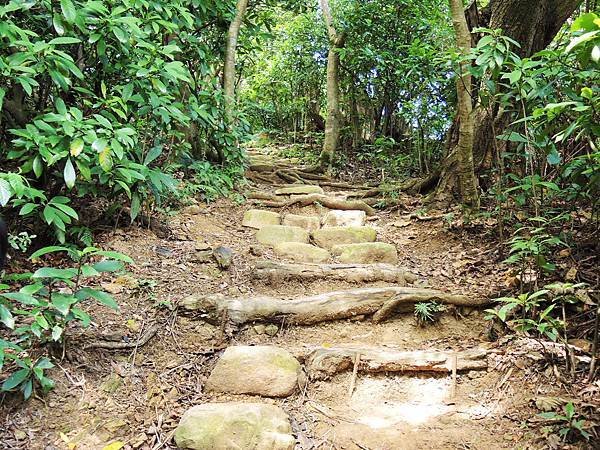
<box><xmin>102</xmin><ymin>442</ymin><xmax>124</xmax><ymax>450</ymax></box>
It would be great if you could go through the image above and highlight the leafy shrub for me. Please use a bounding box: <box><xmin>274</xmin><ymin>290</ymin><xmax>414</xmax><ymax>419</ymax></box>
<box><xmin>0</xmin><ymin>0</ymin><xmax>247</xmax><ymax>242</ymax></box>
<box><xmin>0</xmin><ymin>246</ymin><xmax>132</xmax><ymax>398</ymax></box>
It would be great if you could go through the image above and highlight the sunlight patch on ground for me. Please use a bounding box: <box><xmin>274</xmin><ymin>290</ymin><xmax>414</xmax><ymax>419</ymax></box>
<box><xmin>350</xmin><ymin>375</ymin><xmax>453</xmax><ymax>427</ymax></box>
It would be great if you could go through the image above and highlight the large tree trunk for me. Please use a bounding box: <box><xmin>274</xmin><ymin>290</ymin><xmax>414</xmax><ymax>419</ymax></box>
<box><xmin>223</xmin><ymin>0</ymin><xmax>249</xmax><ymax>121</ymax></box>
<box><xmin>449</xmin><ymin>0</ymin><xmax>479</xmax><ymax>207</ymax></box>
<box><xmin>432</xmin><ymin>0</ymin><xmax>583</xmax><ymax>204</ymax></box>
<box><xmin>319</xmin><ymin>0</ymin><xmax>345</xmax><ymax>169</ymax></box>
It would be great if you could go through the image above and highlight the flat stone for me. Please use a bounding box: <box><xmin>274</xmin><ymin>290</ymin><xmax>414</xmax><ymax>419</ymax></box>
<box><xmin>274</xmin><ymin>242</ymin><xmax>330</xmax><ymax>263</ymax></box>
<box><xmin>282</xmin><ymin>214</ymin><xmax>320</xmax><ymax>231</ymax></box>
<box><xmin>256</xmin><ymin>225</ymin><xmax>309</xmax><ymax>247</ymax></box>
<box><xmin>311</xmin><ymin>226</ymin><xmax>377</xmax><ymax>249</ymax></box>
<box><xmin>331</xmin><ymin>242</ymin><xmax>398</xmax><ymax>264</ymax></box>
<box><xmin>242</xmin><ymin>209</ymin><xmax>281</xmax><ymax>229</ymax></box>
<box><xmin>323</xmin><ymin>210</ymin><xmax>366</xmax><ymax>227</ymax></box>
<box><xmin>206</xmin><ymin>346</ymin><xmax>302</xmax><ymax>397</ymax></box>
<box><xmin>174</xmin><ymin>403</ymin><xmax>295</xmax><ymax>450</ymax></box>
<box><xmin>275</xmin><ymin>185</ymin><xmax>324</xmax><ymax>195</ymax></box>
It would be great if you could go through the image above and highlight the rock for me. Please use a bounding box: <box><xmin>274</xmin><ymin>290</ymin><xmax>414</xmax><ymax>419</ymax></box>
<box><xmin>568</xmin><ymin>338</ymin><xmax>592</xmax><ymax>353</ymax></box>
<box><xmin>195</xmin><ymin>242</ymin><xmax>212</xmax><ymax>251</ymax></box>
<box><xmin>174</xmin><ymin>403</ymin><xmax>295</xmax><ymax>450</ymax></box>
<box><xmin>193</xmin><ymin>250</ymin><xmax>213</xmax><ymax>263</ymax></box>
<box><xmin>249</xmin><ymin>245</ymin><xmax>263</xmax><ymax>256</ymax></box>
<box><xmin>206</xmin><ymin>346</ymin><xmax>301</xmax><ymax>397</ymax></box>
<box><xmin>331</xmin><ymin>242</ymin><xmax>398</xmax><ymax>264</ymax></box>
<box><xmin>256</xmin><ymin>225</ymin><xmax>309</xmax><ymax>247</ymax></box>
<box><xmin>323</xmin><ymin>210</ymin><xmax>366</xmax><ymax>227</ymax></box>
<box><xmin>182</xmin><ymin>205</ymin><xmax>203</xmax><ymax>215</ymax></box>
<box><xmin>275</xmin><ymin>184</ymin><xmax>324</xmax><ymax>195</ymax></box>
<box><xmin>212</xmin><ymin>246</ymin><xmax>233</xmax><ymax>269</ymax></box>
<box><xmin>242</xmin><ymin>209</ymin><xmax>281</xmax><ymax>229</ymax></box>
<box><xmin>282</xmin><ymin>214</ymin><xmax>320</xmax><ymax>231</ymax></box>
<box><xmin>273</xmin><ymin>242</ymin><xmax>330</xmax><ymax>263</ymax></box>
<box><xmin>311</xmin><ymin>226</ymin><xmax>377</xmax><ymax>249</ymax></box>
<box><xmin>265</xmin><ymin>324</ymin><xmax>279</xmax><ymax>336</ymax></box>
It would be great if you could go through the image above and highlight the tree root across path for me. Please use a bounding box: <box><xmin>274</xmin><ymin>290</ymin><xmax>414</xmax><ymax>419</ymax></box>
<box><xmin>303</xmin><ymin>346</ymin><xmax>488</xmax><ymax>379</ymax></box>
<box><xmin>248</xmin><ymin>193</ymin><xmax>376</xmax><ymax>215</ymax></box>
<box><xmin>181</xmin><ymin>287</ymin><xmax>487</xmax><ymax>325</ymax></box>
<box><xmin>254</xmin><ymin>261</ymin><xmax>418</xmax><ymax>284</ymax></box>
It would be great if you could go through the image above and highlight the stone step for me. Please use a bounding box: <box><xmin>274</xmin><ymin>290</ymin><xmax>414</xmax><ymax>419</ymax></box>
<box><xmin>255</xmin><ymin>225</ymin><xmax>309</xmax><ymax>246</ymax></box>
<box><xmin>174</xmin><ymin>403</ymin><xmax>294</xmax><ymax>450</ymax></box>
<box><xmin>312</xmin><ymin>226</ymin><xmax>377</xmax><ymax>249</ymax></box>
<box><xmin>323</xmin><ymin>209</ymin><xmax>366</xmax><ymax>227</ymax></box>
<box><xmin>206</xmin><ymin>346</ymin><xmax>303</xmax><ymax>397</ymax></box>
<box><xmin>281</xmin><ymin>213</ymin><xmax>320</xmax><ymax>231</ymax></box>
<box><xmin>242</xmin><ymin>209</ymin><xmax>281</xmax><ymax>229</ymax></box>
<box><xmin>273</xmin><ymin>242</ymin><xmax>330</xmax><ymax>263</ymax></box>
<box><xmin>332</xmin><ymin>242</ymin><xmax>398</xmax><ymax>264</ymax></box>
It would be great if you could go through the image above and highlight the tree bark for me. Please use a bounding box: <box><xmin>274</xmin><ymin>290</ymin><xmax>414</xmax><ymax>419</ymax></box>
<box><xmin>449</xmin><ymin>0</ymin><xmax>479</xmax><ymax>207</ymax></box>
<box><xmin>432</xmin><ymin>0</ymin><xmax>583</xmax><ymax>204</ymax></box>
<box><xmin>182</xmin><ymin>287</ymin><xmax>484</xmax><ymax>326</ymax></box>
<box><xmin>223</xmin><ymin>0</ymin><xmax>249</xmax><ymax>121</ymax></box>
<box><xmin>319</xmin><ymin>0</ymin><xmax>345</xmax><ymax>168</ymax></box>
<box><xmin>305</xmin><ymin>346</ymin><xmax>488</xmax><ymax>379</ymax></box>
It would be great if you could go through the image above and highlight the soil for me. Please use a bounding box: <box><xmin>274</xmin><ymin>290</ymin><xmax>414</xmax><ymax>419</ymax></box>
<box><xmin>0</xmin><ymin>146</ymin><xmax>597</xmax><ymax>450</ymax></box>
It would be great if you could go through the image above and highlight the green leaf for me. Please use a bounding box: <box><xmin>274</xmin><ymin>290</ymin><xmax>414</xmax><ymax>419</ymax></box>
<box><xmin>51</xmin><ymin>293</ymin><xmax>77</xmax><ymax>315</ymax></box>
<box><xmin>92</xmin><ymin>260</ymin><xmax>123</xmax><ymax>273</ymax></box>
<box><xmin>64</xmin><ymin>158</ymin><xmax>76</xmax><ymax>189</ymax></box>
<box><xmin>565</xmin><ymin>30</ymin><xmax>600</xmax><ymax>53</ymax></box>
<box><xmin>32</xmin><ymin>267</ymin><xmax>78</xmax><ymax>279</ymax></box>
<box><xmin>30</xmin><ymin>246</ymin><xmax>71</xmax><ymax>259</ymax></box>
<box><xmin>92</xmin><ymin>138</ymin><xmax>108</xmax><ymax>153</ymax></box>
<box><xmin>0</xmin><ymin>179</ymin><xmax>12</xmax><ymax>207</ymax></box>
<box><xmin>52</xmin><ymin>14</ymin><xmax>65</xmax><ymax>35</ymax></box>
<box><xmin>0</xmin><ymin>304</ymin><xmax>15</xmax><ymax>329</ymax></box>
<box><xmin>60</xmin><ymin>0</ymin><xmax>77</xmax><ymax>23</ymax></box>
<box><xmin>144</xmin><ymin>146</ymin><xmax>162</xmax><ymax>165</ymax></box>
<box><xmin>571</xmin><ymin>13</ymin><xmax>599</xmax><ymax>32</ymax></box>
<box><xmin>48</xmin><ymin>37</ymin><xmax>81</xmax><ymax>45</ymax></box>
<box><xmin>2</xmin><ymin>368</ymin><xmax>29</xmax><ymax>391</ymax></box>
<box><xmin>546</xmin><ymin>149</ymin><xmax>561</xmax><ymax>165</ymax></box>
<box><xmin>35</xmin><ymin>358</ymin><xmax>54</xmax><ymax>370</ymax></box>
<box><xmin>130</xmin><ymin>192</ymin><xmax>141</xmax><ymax>222</ymax></box>
<box><xmin>78</xmin><ymin>287</ymin><xmax>118</xmax><ymax>310</ymax></box>
<box><xmin>52</xmin><ymin>325</ymin><xmax>63</xmax><ymax>341</ymax></box>
<box><xmin>70</xmin><ymin>138</ymin><xmax>84</xmax><ymax>157</ymax></box>
<box><xmin>1</xmin><ymin>292</ymin><xmax>41</xmax><ymax>306</ymax></box>
<box><xmin>92</xmin><ymin>251</ymin><xmax>133</xmax><ymax>264</ymax></box>
<box><xmin>98</xmin><ymin>147</ymin><xmax>113</xmax><ymax>171</ymax></box>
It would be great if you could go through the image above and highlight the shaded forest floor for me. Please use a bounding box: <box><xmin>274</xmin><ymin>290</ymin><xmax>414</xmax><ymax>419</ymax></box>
<box><xmin>1</xmin><ymin>144</ymin><xmax>598</xmax><ymax>449</ymax></box>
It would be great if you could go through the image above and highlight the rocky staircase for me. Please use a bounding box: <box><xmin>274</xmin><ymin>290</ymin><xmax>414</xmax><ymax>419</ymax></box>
<box><xmin>173</xmin><ymin>151</ymin><xmax>492</xmax><ymax>449</ymax></box>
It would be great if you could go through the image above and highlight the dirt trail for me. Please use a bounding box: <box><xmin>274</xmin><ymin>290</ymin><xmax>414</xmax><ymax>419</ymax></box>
<box><xmin>1</xmin><ymin>147</ymin><xmax>557</xmax><ymax>449</ymax></box>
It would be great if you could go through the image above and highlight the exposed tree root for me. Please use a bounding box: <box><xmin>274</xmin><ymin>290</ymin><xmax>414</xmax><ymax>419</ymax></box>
<box><xmin>400</xmin><ymin>212</ymin><xmax>446</xmax><ymax>221</ymax></box>
<box><xmin>249</xmin><ymin>193</ymin><xmax>376</xmax><ymax>215</ymax></box>
<box><xmin>318</xmin><ymin>181</ymin><xmax>371</xmax><ymax>190</ymax></box>
<box><xmin>85</xmin><ymin>324</ymin><xmax>160</xmax><ymax>350</ymax></box>
<box><xmin>181</xmin><ymin>287</ymin><xmax>486</xmax><ymax>326</ymax></box>
<box><xmin>254</xmin><ymin>260</ymin><xmax>418</xmax><ymax>284</ymax></box>
<box><xmin>247</xmin><ymin>191</ymin><xmax>278</xmax><ymax>200</ymax></box>
<box><xmin>304</xmin><ymin>346</ymin><xmax>488</xmax><ymax>379</ymax></box>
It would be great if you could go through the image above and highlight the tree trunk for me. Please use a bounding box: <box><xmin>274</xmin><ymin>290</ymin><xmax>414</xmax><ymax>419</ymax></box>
<box><xmin>223</xmin><ymin>0</ymin><xmax>249</xmax><ymax>121</ymax></box>
<box><xmin>319</xmin><ymin>0</ymin><xmax>345</xmax><ymax>168</ymax></box>
<box><xmin>449</xmin><ymin>0</ymin><xmax>479</xmax><ymax>207</ymax></box>
<box><xmin>432</xmin><ymin>0</ymin><xmax>583</xmax><ymax>204</ymax></box>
